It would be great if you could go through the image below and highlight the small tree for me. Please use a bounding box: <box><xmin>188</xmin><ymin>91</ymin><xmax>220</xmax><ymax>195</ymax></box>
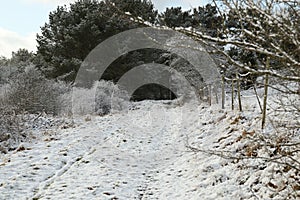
<box><xmin>10</xmin><ymin>48</ymin><xmax>35</xmax><ymax>66</ymax></box>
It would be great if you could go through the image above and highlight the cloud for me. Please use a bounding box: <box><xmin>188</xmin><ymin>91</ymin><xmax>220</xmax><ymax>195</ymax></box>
<box><xmin>0</xmin><ymin>27</ymin><xmax>37</xmax><ymax>58</ymax></box>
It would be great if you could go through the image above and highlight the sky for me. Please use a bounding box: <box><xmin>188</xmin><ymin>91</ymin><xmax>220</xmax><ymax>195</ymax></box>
<box><xmin>0</xmin><ymin>0</ymin><xmax>209</xmax><ymax>58</ymax></box>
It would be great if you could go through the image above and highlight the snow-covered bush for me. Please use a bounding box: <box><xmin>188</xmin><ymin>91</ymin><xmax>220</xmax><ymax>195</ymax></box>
<box><xmin>0</xmin><ymin>65</ymin><xmax>18</xmax><ymax>85</ymax></box>
<box><xmin>0</xmin><ymin>102</ymin><xmax>25</xmax><ymax>153</ymax></box>
<box><xmin>0</xmin><ymin>84</ymin><xmax>21</xmax><ymax>152</ymax></box>
<box><xmin>95</xmin><ymin>80</ymin><xmax>129</xmax><ymax>115</ymax></box>
<box><xmin>6</xmin><ymin>66</ymin><xmax>69</xmax><ymax>115</ymax></box>
<box><xmin>0</xmin><ymin>84</ymin><xmax>9</xmax><ymax>102</ymax></box>
<box><xmin>69</xmin><ymin>86</ymin><xmax>95</xmax><ymax>115</ymax></box>
<box><xmin>71</xmin><ymin>80</ymin><xmax>129</xmax><ymax>116</ymax></box>
<box><xmin>0</xmin><ymin>68</ymin><xmax>72</xmax><ymax>153</ymax></box>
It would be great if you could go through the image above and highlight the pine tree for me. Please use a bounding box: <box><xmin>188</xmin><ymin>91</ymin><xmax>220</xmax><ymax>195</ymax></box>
<box><xmin>36</xmin><ymin>0</ymin><xmax>158</xmax><ymax>81</ymax></box>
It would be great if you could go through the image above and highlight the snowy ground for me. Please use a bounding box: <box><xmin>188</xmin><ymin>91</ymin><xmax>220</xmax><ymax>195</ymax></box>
<box><xmin>0</xmin><ymin>89</ymin><xmax>299</xmax><ymax>199</ymax></box>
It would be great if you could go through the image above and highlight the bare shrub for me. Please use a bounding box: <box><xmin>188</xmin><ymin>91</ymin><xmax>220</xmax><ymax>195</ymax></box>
<box><xmin>95</xmin><ymin>80</ymin><xmax>129</xmax><ymax>115</ymax></box>
<box><xmin>0</xmin><ymin>66</ymin><xmax>73</xmax><ymax>153</ymax></box>
<box><xmin>7</xmin><ymin>66</ymin><xmax>67</xmax><ymax>115</ymax></box>
<box><xmin>71</xmin><ymin>80</ymin><xmax>130</xmax><ymax>116</ymax></box>
<box><xmin>0</xmin><ymin>103</ymin><xmax>25</xmax><ymax>153</ymax></box>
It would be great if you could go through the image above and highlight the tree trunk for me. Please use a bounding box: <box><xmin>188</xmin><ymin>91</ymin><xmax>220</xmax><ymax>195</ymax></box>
<box><xmin>222</xmin><ymin>75</ymin><xmax>225</xmax><ymax>109</ymax></box>
<box><xmin>262</xmin><ymin>57</ymin><xmax>270</xmax><ymax>129</ymax></box>
<box><xmin>236</xmin><ymin>73</ymin><xmax>242</xmax><ymax>112</ymax></box>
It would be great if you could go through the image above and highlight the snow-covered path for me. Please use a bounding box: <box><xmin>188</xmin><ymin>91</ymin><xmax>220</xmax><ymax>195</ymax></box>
<box><xmin>0</xmin><ymin>100</ymin><xmax>262</xmax><ymax>200</ymax></box>
<box><xmin>0</xmin><ymin>102</ymin><xmax>212</xmax><ymax>199</ymax></box>
<box><xmin>1</xmin><ymin>89</ymin><xmax>299</xmax><ymax>199</ymax></box>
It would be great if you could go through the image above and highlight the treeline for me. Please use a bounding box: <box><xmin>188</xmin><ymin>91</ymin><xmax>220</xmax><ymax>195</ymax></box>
<box><xmin>0</xmin><ymin>0</ymin><xmax>299</xmax><ymax>100</ymax></box>
<box><xmin>0</xmin><ymin>1</ymin><xmax>222</xmax><ymax>81</ymax></box>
